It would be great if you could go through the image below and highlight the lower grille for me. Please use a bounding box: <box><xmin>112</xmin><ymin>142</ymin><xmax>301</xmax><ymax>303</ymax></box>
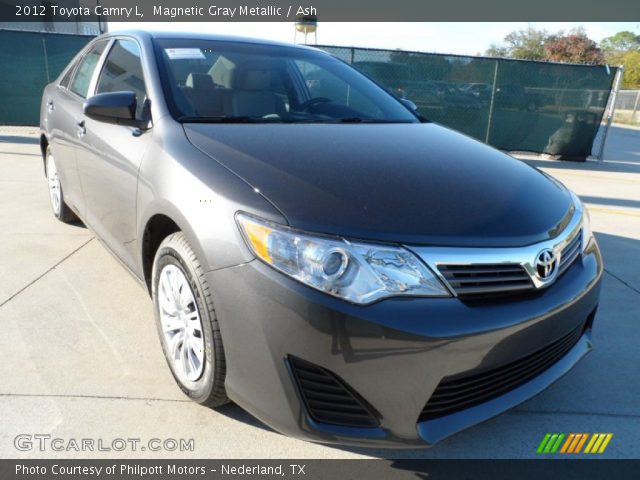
<box><xmin>288</xmin><ymin>356</ymin><xmax>380</xmax><ymax>428</ymax></box>
<box><xmin>420</xmin><ymin>323</ymin><xmax>585</xmax><ymax>421</ymax></box>
<box><xmin>438</xmin><ymin>263</ymin><xmax>533</xmax><ymax>296</ymax></box>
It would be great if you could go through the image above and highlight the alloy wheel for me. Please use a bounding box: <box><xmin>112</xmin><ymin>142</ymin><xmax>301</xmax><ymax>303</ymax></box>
<box><xmin>46</xmin><ymin>153</ymin><xmax>61</xmax><ymax>216</ymax></box>
<box><xmin>158</xmin><ymin>264</ymin><xmax>206</xmax><ymax>382</ymax></box>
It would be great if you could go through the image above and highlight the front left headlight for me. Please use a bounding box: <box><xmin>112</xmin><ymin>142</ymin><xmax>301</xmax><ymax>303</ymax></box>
<box><xmin>236</xmin><ymin>213</ymin><xmax>450</xmax><ymax>305</ymax></box>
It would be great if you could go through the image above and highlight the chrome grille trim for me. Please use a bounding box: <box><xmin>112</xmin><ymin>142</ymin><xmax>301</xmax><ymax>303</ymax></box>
<box><xmin>558</xmin><ymin>228</ymin><xmax>582</xmax><ymax>275</ymax></box>
<box><xmin>438</xmin><ymin>263</ymin><xmax>533</xmax><ymax>296</ymax></box>
<box><xmin>409</xmin><ymin>204</ymin><xmax>584</xmax><ymax>297</ymax></box>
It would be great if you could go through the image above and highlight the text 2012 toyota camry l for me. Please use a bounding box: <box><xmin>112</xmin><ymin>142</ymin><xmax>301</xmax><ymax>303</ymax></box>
<box><xmin>40</xmin><ymin>31</ymin><xmax>602</xmax><ymax>447</ymax></box>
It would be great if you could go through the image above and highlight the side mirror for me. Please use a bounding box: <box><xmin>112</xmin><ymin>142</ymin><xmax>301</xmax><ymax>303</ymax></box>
<box><xmin>400</xmin><ymin>98</ymin><xmax>418</xmax><ymax>111</ymax></box>
<box><xmin>84</xmin><ymin>91</ymin><xmax>139</xmax><ymax>126</ymax></box>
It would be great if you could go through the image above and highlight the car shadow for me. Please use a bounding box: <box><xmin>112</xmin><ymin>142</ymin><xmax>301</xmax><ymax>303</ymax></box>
<box><xmin>516</xmin><ymin>124</ymin><xmax>640</xmax><ymax>175</ymax></box>
<box><xmin>579</xmin><ymin>195</ymin><xmax>640</xmax><ymax>210</ymax></box>
<box><xmin>213</xmin><ymin>402</ymin><xmax>276</xmax><ymax>434</ymax></box>
<box><xmin>0</xmin><ymin>135</ymin><xmax>40</xmax><ymax>145</ymax></box>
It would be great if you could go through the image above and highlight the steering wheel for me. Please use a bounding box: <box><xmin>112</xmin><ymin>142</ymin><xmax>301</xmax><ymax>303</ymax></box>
<box><xmin>298</xmin><ymin>97</ymin><xmax>331</xmax><ymax>111</ymax></box>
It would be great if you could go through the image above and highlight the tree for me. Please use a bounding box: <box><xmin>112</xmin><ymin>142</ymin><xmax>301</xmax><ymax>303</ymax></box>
<box><xmin>598</xmin><ymin>31</ymin><xmax>640</xmax><ymax>87</ymax></box>
<box><xmin>485</xmin><ymin>26</ymin><xmax>609</xmax><ymax>65</ymax></box>
<box><xmin>600</xmin><ymin>31</ymin><xmax>640</xmax><ymax>55</ymax></box>
<box><xmin>485</xmin><ymin>27</ymin><xmax>554</xmax><ymax>60</ymax></box>
<box><xmin>544</xmin><ymin>32</ymin><xmax>604</xmax><ymax>64</ymax></box>
<box><xmin>621</xmin><ymin>51</ymin><xmax>640</xmax><ymax>88</ymax></box>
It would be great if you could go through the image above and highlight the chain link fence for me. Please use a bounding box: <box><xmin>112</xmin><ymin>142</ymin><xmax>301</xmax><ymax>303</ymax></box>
<box><xmin>0</xmin><ymin>29</ymin><xmax>95</xmax><ymax>126</ymax></box>
<box><xmin>612</xmin><ymin>89</ymin><xmax>640</xmax><ymax>124</ymax></box>
<box><xmin>0</xmin><ymin>34</ymin><xmax>620</xmax><ymax>159</ymax></box>
<box><xmin>321</xmin><ymin>46</ymin><xmax>619</xmax><ymax>160</ymax></box>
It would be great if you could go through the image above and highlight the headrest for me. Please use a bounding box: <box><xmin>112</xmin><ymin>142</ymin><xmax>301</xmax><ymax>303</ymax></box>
<box><xmin>239</xmin><ymin>70</ymin><xmax>272</xmax><ymax>91</ymax></box>
<box><xmin>186</xmin><ymin>73</ymin><xmax>215</xmax><ymax>90</ymax></box>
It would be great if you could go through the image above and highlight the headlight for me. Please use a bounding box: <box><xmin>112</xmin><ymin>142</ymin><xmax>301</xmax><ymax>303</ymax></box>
<box><xmin>236</xmin><ymin>213</ymin><xmax>450</xmax><ymax>304</ymax></box>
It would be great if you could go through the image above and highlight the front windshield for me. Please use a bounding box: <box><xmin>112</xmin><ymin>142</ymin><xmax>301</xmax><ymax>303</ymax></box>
<box><xmin>154</xmin><ymin>38</ymin><xmax>419</xmax><ymax>124</ymax></box>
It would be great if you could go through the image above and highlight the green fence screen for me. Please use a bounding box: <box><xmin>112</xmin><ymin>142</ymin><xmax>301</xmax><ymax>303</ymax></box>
<box><xmin>321</xmin><ymin>46</ymin><xmax>617</xmax><ymax>159</ymax></box>
<box><xmin>0</xmin><ymin>35</ymin><xmax>617</xmax><ymax>158</ymax></box>
<box><xmin>0</xmin><ymin>30</ymin><xmax>94</xmax><ymax>126</ymax></box>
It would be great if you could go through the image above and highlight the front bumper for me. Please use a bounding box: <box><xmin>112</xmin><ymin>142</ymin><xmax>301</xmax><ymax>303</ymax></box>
<box><xmin>206</xmin><ymin>238</ymin><xmax>602</xmax><ymax>447</ymax></box>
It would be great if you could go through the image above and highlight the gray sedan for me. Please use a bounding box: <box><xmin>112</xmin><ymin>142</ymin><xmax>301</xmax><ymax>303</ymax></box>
<box><xmin>40</xmin><ymin>31</ymin><xmax>602</xmax><ymax>447</ymax></box>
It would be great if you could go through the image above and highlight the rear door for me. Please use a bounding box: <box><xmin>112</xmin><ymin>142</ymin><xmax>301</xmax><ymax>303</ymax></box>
<box><xmin>76</xmin><ymin>38</ymin><xmax>152</xmax><ymax>270</ymax></box>
<box><xmin>45</xmin><ymin>40</ymin><xmax>109</xmax><ymax>216</ymax></box>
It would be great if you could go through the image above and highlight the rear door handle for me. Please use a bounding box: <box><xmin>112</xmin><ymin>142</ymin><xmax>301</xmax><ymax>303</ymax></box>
<box><xmin>47</xmin><ymin>101</ymin><xmax>55</xmax><ymax>112</ymax></box>
<box><xmin>76</xmin><ymin>119</ymin><xmax>86</xmax><ymax>137</ymax></box>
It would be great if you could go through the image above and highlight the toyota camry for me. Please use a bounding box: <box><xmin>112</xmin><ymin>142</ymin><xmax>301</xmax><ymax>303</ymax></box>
<box><xmin>40</xmin><ymin>31</ymin><xmax>602</xmax><ymax>447</ymax></box>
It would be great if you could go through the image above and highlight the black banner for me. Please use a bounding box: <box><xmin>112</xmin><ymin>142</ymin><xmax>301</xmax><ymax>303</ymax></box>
<box><xmin>0</xmin><ymin>0</ymin><xmax>639</xmax><ymax>22</ymax></box>
<box><xmin>2</xmin><ymin>460</ymin><xmax>640</xmax><ymax>480</ymax></box>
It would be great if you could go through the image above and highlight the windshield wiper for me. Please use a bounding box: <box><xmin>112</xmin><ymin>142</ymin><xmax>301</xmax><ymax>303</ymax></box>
<box><xmin>329</xmin><ymin>117</ymin><xmax>411</xmax><ymax>124</ymax></box>
<box><xmin>178</xmin><ymin>116</ymin><xmax>267</xmax><ymax>123</ymax></box>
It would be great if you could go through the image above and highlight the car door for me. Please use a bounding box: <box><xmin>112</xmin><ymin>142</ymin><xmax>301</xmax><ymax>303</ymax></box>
<box><xmin>45</xmin><ymin>41</ymin><xmax>109</xmax><ymax>217</ymax></box>
<box><xmin>76</xmin><ymin>38</ymin><xmax>152</xmax><ymax>271</ymax></box>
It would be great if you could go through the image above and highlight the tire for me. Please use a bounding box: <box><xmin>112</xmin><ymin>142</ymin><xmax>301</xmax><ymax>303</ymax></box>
<box><xmin>151</xmin><ymin>232</ymin><xmax>228</xmax><ymax>407</ymax></box>
<box><xmin>45</xmin><ymin>146</ymin><xmax>78</xmax><ymax>223</ymax></box>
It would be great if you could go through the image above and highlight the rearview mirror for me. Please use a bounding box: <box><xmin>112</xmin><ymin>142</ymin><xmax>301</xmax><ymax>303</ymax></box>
<box><xmin>84</xmin><ymin>91</ymin><xmax>139</xmax><ymax>126</ymax></box>
<box><xmin>400</xmin><ymin>98</ymin><xmax>418</xmax><ymax>111</ymax></box>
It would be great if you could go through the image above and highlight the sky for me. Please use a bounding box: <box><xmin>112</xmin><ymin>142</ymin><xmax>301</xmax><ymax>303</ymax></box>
<box><xmin>109</xmin><ymin>22</ymin><xmax>640</xmax><ymax>56</ymax></box>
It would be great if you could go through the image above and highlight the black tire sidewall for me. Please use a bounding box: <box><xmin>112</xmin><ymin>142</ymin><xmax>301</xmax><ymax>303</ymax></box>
<box><xmin>152</xmin><ymin>239</ymin><xmax>217</xmax><ymax>403</ymax></box>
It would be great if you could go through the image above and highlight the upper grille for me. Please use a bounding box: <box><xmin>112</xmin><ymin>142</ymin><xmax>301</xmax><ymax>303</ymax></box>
<box><xmin>438</xmin><ymin>263</ymin><xmax>533</xmax><ymax>296</ymax></box>
<box><xmin>419</xmin><ymin>322</ymin><xmax>585</xmax><ymax>421</ymax></box>
<box><xmin>558</xmin><ymin>228</ymin><xmax>582</xmax><ymax>275</ymax></box>
<box><xmin>288</xmin><ymin>356</ymin><xmax>380</xmax><ymax>428</ymax></box>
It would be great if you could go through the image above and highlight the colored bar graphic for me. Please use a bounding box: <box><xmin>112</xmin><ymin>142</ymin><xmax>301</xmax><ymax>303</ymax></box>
<box><xmin>544</xmin><ymin>434</ymin><xmax>559</xmax><ymax>453</ymax></box>
<box><xmin>537</xmin><ymin>433</ymin><xmax>552</xmax><ymax>454</ymax></box>
<box><xmin>538</xmin><ymin>433</ymin><xmax>613</xmax><ymax>454</ymax></box>
<box><xmin>584</xmin><ymin>434</ymin><xmax>598</xmax><ymax>453</ymax></box>
<box><xmin>591</xmin><ymin>434</ymin><xmax>606</xmax><ymax>453</ymax></box>
<box><xmin>574</xmin><ymin>433</ymin><xmax>588</xmax><ymax>453</ymax></box>
<box><xmin>560</xmin><ymin>433</ymin><xmax>575</xmax><ymax>453</ymax></box>
<box><xmin>598</xmin><ymin>434</ymin><xmax>613</xmax><ymax>453</ymax></box>
<box><xmin>550</xmin><ymin>433</ymin><xmax>565</xmax><ymax>453</ymax></box>
<box><xmin>567</xmin><ymin>433</ymin><xmax>582</xmax><ymax>453</ymax></box>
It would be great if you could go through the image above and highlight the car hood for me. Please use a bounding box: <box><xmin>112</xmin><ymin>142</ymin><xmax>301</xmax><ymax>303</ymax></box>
<box><xmin>184</xmin><ymin>122</ymin><xmax>573</xmax><ymax>247</ymax></box>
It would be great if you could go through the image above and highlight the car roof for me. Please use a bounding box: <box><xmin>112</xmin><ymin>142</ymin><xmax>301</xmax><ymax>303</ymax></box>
<box><xmin>101</xmin><ymin>30</ymin><xmax>323</xmax><ymax>52</ymax></box>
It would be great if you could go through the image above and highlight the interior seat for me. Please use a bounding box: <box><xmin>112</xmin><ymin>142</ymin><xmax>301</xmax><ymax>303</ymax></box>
<box><xmin>184</xmin><ymin>72</ymin><xmax>226</xmax><ymax>117</ymax></box>
<box><xmin>224</xmin><ymin>69</ymin><xmax>286</xmax><ymax>118</ymax></box>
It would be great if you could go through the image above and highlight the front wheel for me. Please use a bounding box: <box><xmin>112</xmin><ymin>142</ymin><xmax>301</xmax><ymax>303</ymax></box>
<box><xmin>152</xmin><ymin>232</ymin><xmax>228</xmax><ymax>407</ymax></box>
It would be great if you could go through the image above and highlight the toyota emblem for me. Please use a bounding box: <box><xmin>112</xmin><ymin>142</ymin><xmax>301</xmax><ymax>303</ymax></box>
<box><xmin>535</xmin><ymin>249</ymin><xmax>557</xmax><ymax>279</ymax></box>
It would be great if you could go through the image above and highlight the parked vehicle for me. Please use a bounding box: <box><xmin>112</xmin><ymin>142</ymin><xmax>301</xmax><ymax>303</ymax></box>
<box><xmin>40</xmin><ymin>31</ymin><xmax>602</xmax><ymax>447</ymax></box>
<box><xmin>464</xmin><ymin>82</ymin><xmax>544</xmax><ymax>111</ymax></box>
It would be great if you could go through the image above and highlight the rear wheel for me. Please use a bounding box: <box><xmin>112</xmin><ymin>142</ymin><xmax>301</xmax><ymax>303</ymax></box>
<box><xmin>152</xmin><ymin>232</ymin><xmax>228</xmax><ymax>407</ymax></box>
<box><xmin>45</xmin><ymin>147</ymin><xmax>78</xmax><ymax>223</ymax></box>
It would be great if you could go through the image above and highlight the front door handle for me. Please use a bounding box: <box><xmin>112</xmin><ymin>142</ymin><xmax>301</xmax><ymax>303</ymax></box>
<box><xmin>76</xmin><ymin>119</ymin><xmax>86</xmax><ymax>137</ymax></box>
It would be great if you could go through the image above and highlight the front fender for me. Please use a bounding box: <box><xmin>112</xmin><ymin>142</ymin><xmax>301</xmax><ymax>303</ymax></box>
<box><xmin>135</xmin><ymin>120</ymin><xmax>285</xmax><ymax>277</ymax></box>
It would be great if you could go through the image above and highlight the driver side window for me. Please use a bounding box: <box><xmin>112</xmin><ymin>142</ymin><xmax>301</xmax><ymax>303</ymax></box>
<box><xmin>96</xmin><ymin>39</ymin><xmax>148</xmax><ymax>120</ymax></box>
